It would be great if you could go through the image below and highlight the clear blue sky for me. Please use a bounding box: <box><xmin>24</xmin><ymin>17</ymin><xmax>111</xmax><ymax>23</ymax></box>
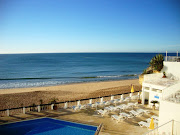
<box><xmin>0</xmin><ymin>0</ymin><xmax>180</xmax><ymax>53</ymax></box>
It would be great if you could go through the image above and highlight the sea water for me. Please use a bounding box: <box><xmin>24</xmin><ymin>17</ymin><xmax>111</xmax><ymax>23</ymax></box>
<box><xmin>0</xmin><ymin>53</ymin><xmax>166</xmax><ymax>89</ymax></box>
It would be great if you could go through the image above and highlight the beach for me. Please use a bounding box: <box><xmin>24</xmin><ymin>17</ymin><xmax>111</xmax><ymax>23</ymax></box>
<box><xmin>0</xmin><ymin>79</ymin><xmax>141</xmax><ymax>110</ymax></box>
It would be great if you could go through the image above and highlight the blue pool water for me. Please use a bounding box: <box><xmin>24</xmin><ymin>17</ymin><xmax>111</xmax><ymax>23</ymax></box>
<box><xmin>0</xmin><ymin>118</ymin><xmax>97</xmax><ymax>135</ymax></box>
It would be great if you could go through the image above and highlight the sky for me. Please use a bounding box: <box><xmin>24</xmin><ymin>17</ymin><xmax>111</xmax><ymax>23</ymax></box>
<box><xmin>0</xmin><ymin>0</ymin><xmax>180</xmax><ymax>54</ymax></box>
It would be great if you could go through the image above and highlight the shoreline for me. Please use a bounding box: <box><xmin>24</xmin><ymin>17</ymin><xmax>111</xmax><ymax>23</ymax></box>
<box><xmin>0</xmin><ymin>76</ymin><xmax>139</xmax><ymax>90</ymax></box>
<box><xmin>0</xmin><ymin>78</ymin><xmax>139</xmax><ymax>94</ymax></box>
<box><xmin>0</xmin><ymin>79</ymin><xmax>141</xmax><ymax>109</ymax></box>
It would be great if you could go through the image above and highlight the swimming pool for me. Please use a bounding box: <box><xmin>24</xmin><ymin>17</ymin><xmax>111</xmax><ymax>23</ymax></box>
<box><xmin>0</xmin><ymin>118</ymin><xmax>97</xmax><ymax>135</ymax></box>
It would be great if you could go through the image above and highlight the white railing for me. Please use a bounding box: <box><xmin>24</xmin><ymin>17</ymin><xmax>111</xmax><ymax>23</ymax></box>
<box><xmin>165</xmin><ymin>56</ymin><xmax>180</xmax><ymax>62</ymax></box>
<box><xmin>143</xmin><ymin>120</ymin><xmax>180</xmax><ymax>135</ymax></box>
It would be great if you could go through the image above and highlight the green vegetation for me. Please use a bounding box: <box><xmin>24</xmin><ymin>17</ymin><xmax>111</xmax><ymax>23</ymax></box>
<box><xmin>142</xmin><ymin>54</ymin><xmax>164</xmax><ymax>74</ymax></box>
<box><xmin>149</xmin><ymin>54</ymin><xmax>164</xmax><ymax>71</ymax></box>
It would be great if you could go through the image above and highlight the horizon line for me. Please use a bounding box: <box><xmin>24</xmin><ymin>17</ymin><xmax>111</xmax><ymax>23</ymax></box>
<box><xmin>0</xmin><ymin>51</ymin><xmax>177</xmax><ymax>55</ymax></box>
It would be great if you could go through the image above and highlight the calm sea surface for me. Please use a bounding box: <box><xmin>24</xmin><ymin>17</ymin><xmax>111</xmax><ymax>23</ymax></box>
<box><xmin>0</xmin><ymin>53</ymin><xmax>166</xmax><ymax>89</ymax></box>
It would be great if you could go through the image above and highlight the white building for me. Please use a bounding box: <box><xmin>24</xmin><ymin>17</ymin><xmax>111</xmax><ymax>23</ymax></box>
<box><xmin>142</xmin><ymin>54</ymin><xmax>180</xmax><ymax>135</ymax></box>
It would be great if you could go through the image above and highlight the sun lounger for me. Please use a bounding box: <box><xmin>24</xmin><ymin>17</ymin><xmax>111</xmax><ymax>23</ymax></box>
<box><xmin>127</xmin><ymin>103</ymin><xmax>135</xmax><ymax>109</ymax></box>
<box><xmin>131</xmin><ymin>95</ymin><xmax>139</xmax><ymax>100</ymax></box>
<box><xmin>96</xmin><ymin>109</ymin><xmax>109</xmax><ymax>117</ymax></box>
<box><xmin>136</xmin><ymin>109</ymin><xmax>145</xmax><ymax>115</ymax></box>
<box><xmin>72</xmin><ymin>105</ymin><xmax>81</xmax><ymax>111</ymax></box>
<box><xmin>99</xmin><ymin>101</ymin><xmax>106</xmax><ymax>106</ymax></box>
<box><xmin>79</xmin><ymin>105</ymin><xmax>86</xmax><ymax>110</ymax></box>
<box><xmin>119</xmin><ymin>112</ymin><xmax>134</xmax><ymax>119</ymax></box>
<box><xmin>116</xmin><ymin>104</ymin><xmax>127</xmax><ymax>110</ymax></box>
<box><xmin>111</xmin><ymin>115</ymin><xmax>124</xmax><ymax>123</ymax></box>
<box><xmin>134</xmin><ymin>102</ymin><xmax>138</xmax><ymax>107</ymax></box>
<box><xmin>104</xmin><ymin>101</ymin><xmax>111</xmax><ymax>106</ymax></box>
<box><xmin>129</xmin><ymin>110</ymin><xmax>142</xmax><ymax>117</ymax></box>
<box><xmin>138</xmin><ymin>121</ymin><xmax>150</xmax><ymax>128</ymax></box>
<box><xmin>113</xmin><ymin>99</ymin><xmax>120</xmax><ymax>104</ymax></box>
<box><xmin>146</xmin><ymin>118</ymin><xmax>158</xmax><ymax>124</ymax></box>
<box><xmin>151</xmin><ymin>115</ymin><xmax>159</xmax><ymax>121</ymax></box>
<box><xmin>137</xmin><ymin>108</ymin><xmax>150</xmax><ymax>114</ymax></box>
<box><xmin>124</xmin><ymin>97</ymin><xmax>131</xmax><ymax>102</ymax></box>
<box><xmin>104</xmin><ymin>106</ymin><xmax>117</xmax><ymax>112</ymax></box>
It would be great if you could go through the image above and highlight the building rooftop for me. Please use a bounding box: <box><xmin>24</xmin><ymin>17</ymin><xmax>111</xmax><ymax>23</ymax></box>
<box><xmin>144</xmin><ymin>78</ymin><xmax>178</xmax><ymax>88</ymax></box>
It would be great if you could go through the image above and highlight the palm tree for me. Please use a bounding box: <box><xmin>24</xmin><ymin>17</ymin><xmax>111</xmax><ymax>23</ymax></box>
<box><xmin>149</xmin><ymin>54</ymin><xmax>164</xmax><ymax>71</ymax></box>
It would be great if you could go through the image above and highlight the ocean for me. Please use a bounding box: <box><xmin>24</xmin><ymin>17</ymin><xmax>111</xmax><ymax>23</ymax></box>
<box><xmin>0</xmin><ymin>53</ymin><xmax>166</xmax><ymax>89</ymax></box>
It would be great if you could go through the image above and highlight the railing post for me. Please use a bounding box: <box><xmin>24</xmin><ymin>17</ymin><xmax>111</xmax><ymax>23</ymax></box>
<box><xmin>77</xmin><ymin>100</ymin><xmax>80</xmax><ymax>106</ymax></box>
<box><xmin>121</xmin><ymin>94</ymin><xmax>124</xmax><ymax>100</ymax></box>
<box><xmin>89</xmin><ymin>99</ymin><xmax>92</xmax><ymax>104</ymax></box>
<box><xmin>100</xmin><ymin>97</ymin><xmax>103</xmax><ymax>103</ymax></box>
<box><xmin>172</xmin><ymin>119</ymin><xmax>174</xmax><ymax>135</ymax></box>
<box><xmin>64</xmin><ymin>102</ymin><xmax>68</xmax><ymax>109</ymax></box>
<box><xmin>111</xmin><ymin>95</ymin><xmax>114</xmax><ymax>100</ymax></box>
<box><xmin>23</xmin><ymin>107</ymin><xmax>26</xmax><ymax>114</ymax></box>
<box><xmin>51</xmin><ymin>104</ymin><xmax>54</xmax><ymax>110</ymax></box>
<box><xmin>38</xmin><ymin>105</ymin><xmax>41</xmax><ymax>112</ymax></box>
<box><xmin>7</xmin><ymin>109</ymin><xmax>9</xmax><ymax>116</ymax></box>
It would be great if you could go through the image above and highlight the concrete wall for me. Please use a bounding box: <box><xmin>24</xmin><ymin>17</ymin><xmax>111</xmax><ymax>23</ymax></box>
<box><xmin>143</xmin><ymin>73</ymin><xmax>162</xmax><ymax>82</ymax></box>
<box><xmin>163</xmin><ymin>62</ymin><xmax>180</xmax><ymax>80</ymax></box>
<box><xmin>149</xmin><ymin>91</ymin><xmax>162</xmax><ymax>104</ymax></box>
<box><xmin>159</xmin><ymin>100</ymin><xmax>180</xmax><ymax>134</ymax></box>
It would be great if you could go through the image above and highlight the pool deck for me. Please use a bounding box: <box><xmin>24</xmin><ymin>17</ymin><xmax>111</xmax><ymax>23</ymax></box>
<box><xmin>0</xmin><ymin>101</ymin><xmax>159</xmax><ymax>135</ymax></box>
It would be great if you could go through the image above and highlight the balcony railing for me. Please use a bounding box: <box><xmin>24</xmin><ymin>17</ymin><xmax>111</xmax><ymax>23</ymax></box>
<box><xmin>164</xmin><ymin>56</ymin><xmax>180</xmax><ymax>62</ymax></box>
<box><xmin>143</xmin><ymin>120</ymin><xmax>180</xmax><ymax>135</ymax></box>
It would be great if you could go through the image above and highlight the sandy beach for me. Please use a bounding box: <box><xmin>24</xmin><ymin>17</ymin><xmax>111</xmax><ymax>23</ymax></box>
<box><xmin>0</xmin><ymin>79</ymin><xmax>141</xmax><ymax>110</ymax></box>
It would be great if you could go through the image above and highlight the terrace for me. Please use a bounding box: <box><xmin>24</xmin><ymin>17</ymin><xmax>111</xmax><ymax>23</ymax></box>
<box><xmin>0</xmin><ymin>92</ymin><xmax>159</xmax><ymax>135</ymax></box>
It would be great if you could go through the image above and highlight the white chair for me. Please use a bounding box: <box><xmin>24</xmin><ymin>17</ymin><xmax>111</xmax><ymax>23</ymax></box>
<box><xmin>127</xmin><ymin>103</ymin><xmax>135</xmax><ymax>109</ymax></box>
<box><xmin>124</xmin><ymin>97</ymin><xmax>131</xmax><ymax>102</ymax></box>
<box><xmin>137</xmin><ymin>108</ymin><xmax>150</xmax><ymax>114</ymax></box>
<box><xmin>79</xmin><ymin>105</ymin><xmax>86</xmax><ymax>110</ymax></box>
<box><xmin>111</xmin><ymin>114</ymin><xmax>124</xmax><ymax>123</ymax></box>
<box><xmin>104</xmin><ymin>101</ymin><xmax>111</xmax><ymax>106</ymax></box>
<box><xmin>146</xmin><ymin>118</ymin><xmax>158</xmax><ymax>125</ymax></box>
<box><xmin>72</xmin><ymin>105</ymin><xmax>81</xmax><ymax>111</ymax></box>
<box><xmin>129</xmin><ymin>110</ymin><xmax>142</xmax><ymax>117</ymax></box>
<box><xmin>138</xmin><ymin>121</ymin><xmax>150</xmax><ymax>128</ymax></box>
<box><xmin>119</xmin><ymin>112</ymin><xmax>134</xmax><ymax>119</ymax></box>
<box><xmin>151</xmin><ymin>115</ymin><xmax>159</xmax><ymax>121</ymax></box>
<box><xmin>131</xmin><ymin>95</ymin><xmax>139</xmax><ymax>100</ymax></box>
<box><xmin>116</xmin><ymin>104</ymin><xmax>127</xmax><ymax>110</ymax></box>
<box><xmin>96</xmin><ymin>109</ymin><xmax>109</xmax><ymax>117</ymax></box>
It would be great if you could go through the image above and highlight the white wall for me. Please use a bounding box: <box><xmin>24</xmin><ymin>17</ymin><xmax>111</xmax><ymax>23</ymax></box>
<box><xmin>163</xmin><ymin>62</ymin><xmax>180</xmax><ymax>80</ymax></box>
<box><xmin>143</xmin><ymin>73</ymin><xmax>162</xmax><ymax>82</ymax></box>
<box><xmin>149</xmin><ymin>91</ymin><xmax>162</xmax><ymax>104</ymax></box>
<box><xmin>159</xmin><ymin>100</ymin><xmax>180</xmax><ymax>134</ymax></box>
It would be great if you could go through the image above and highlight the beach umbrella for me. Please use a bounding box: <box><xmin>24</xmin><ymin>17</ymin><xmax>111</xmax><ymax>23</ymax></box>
<box><xmin>149</xmin><ymin>118</ymin><xmax>154</xmax><ymax>130</ymax></box>
<box><xmin>131</xmin><ymin>85</ymin><xmax>134</xmax><ymax>93</ymax></box>
<box><xmin>130</xmin><ymin>85</ymin><xmax>134</xmax><ymax>97</ymax></box>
